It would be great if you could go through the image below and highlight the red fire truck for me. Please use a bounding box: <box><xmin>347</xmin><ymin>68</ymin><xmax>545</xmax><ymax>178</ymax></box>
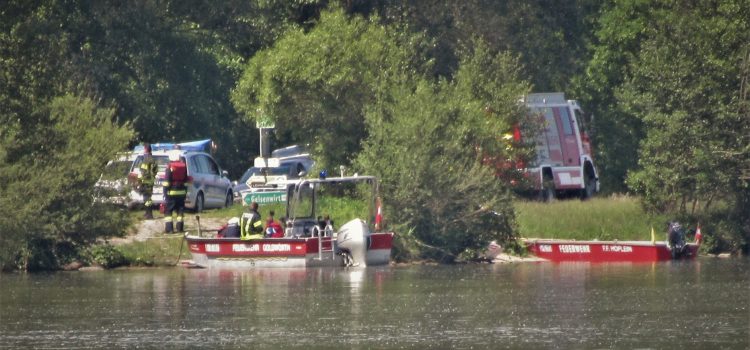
<box><xmin>516</xmin><ymin>92</ymin><xmax>599</xmax><ymax>200</ymax></box>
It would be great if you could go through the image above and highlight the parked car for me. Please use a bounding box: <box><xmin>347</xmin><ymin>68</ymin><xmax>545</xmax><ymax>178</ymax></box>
<box><xmin>270</xmin><ymin>144</ymin><xmax>315</xmax><ymax>175</ymax></box>
<box><xmin>94</xmin><ymin>152</ymin><xmax>138</xmax><ymax>207</ymax></box>
<box><xmin>129</xmin><ymin>150</ymin><xmax>233</xmax><ymax>211</ymax></box>
<box><xmin>232</xmin><ymin>163</ymin><xmax>302</xmax><ymax>202</ymax></box>
<box><xmin>232</xmin><ymin>145</ymin><xmax>315</xmax><ymax>203</ymax></box>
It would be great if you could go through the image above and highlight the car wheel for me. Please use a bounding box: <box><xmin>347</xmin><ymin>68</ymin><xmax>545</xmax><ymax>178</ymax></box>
<box><xmin>195</xmin><ymin>192</ymin><xmax>204</xmax><ymax>213</ymax></box>
<box><xmin>224</xmin><ymin>192</ymin><xmax>233</xmax><ymax>208</ymax></box>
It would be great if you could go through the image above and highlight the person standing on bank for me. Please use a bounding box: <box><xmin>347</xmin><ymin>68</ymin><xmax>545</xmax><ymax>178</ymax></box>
<box><xmin>163</xmin><ymin>150</ymin><xmax>190</xmax><ymax>233</ymax></box>
<box><xmin>138</xmin><ymin>143</ymin><xmax>158</xmax><ymax>219</ymax></box>
<box><xmin>240</xmin><ymin>202</ymin><xmax>264</xmax><ymax>240</ymax></box>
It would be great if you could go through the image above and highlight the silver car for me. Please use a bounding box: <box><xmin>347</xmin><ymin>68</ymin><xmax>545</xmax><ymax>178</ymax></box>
<box><xmin>94</xmin><ymin>152</ymin><xmax>139</xmax><ymax>208</ymax></box>
<box><xmin>130</xmin><ymin>150</ymin><xmax>233</xmax><ymax>211</ymax></box>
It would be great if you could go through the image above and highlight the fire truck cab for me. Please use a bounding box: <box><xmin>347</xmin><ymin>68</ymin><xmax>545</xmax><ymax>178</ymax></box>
<box><xmin>522</xmin><ymin>92</ymin><xmax>599</xmax><ymax>200</ymax></box>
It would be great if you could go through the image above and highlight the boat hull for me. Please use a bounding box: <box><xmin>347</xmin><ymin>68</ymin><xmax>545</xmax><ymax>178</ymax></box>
<box><xmin>523</xmin><ymin>239</ymin><xmax>699</xmax><ymax>262</ymax></box>
<box><xmin>186</xmin><ymin>233</ymin><xmax>393</xmax><ymax>268</ymax></box>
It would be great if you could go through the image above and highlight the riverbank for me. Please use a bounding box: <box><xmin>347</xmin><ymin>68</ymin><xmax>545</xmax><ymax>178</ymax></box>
<box><xmin>97</xmin><ymin>195</ymin><xmax>730</xmax><ymax>269</ymax></box>
<box><xmin>109</xmin><ymin>214</ymin><xmax>546</xmax><ymax>266</ymax></box>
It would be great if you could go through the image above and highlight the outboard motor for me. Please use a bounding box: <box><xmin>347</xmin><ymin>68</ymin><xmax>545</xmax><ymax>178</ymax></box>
<box><xmin>336</xmin><ymin>219</ymin><xmax>369</xmax><ymax>267</ymax></box>
<box><xmin>667</xmin><ymin>221</ymin><xmax>687</xmax><ymax>259</ymax></box>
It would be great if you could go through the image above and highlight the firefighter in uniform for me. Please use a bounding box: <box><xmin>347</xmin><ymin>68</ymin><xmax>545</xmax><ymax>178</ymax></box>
<box><xmin>163</xmin><ymin>150</ymin><xmax>190</xmax><ymax>233</ymax></box>
<box><xmin>138</xmin><ymin>143</ymin><xmax>158</xmax><ymax>219</ymax></box>
<box><xmin>240</xmin><ymin>202</ymin><xmax>264</xmax><ymax>240</ymax></box>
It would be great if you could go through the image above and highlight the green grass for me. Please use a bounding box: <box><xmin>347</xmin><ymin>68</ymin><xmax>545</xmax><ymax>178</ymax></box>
<box><xmin>515</xmin><ymin>195</ymin><xmax>670</xmax><ymax>241</ymax></box>
<box><xmin>117</xmin><ymin>236</ymin><xmax>188</xmax><ymax>267</ymax></box>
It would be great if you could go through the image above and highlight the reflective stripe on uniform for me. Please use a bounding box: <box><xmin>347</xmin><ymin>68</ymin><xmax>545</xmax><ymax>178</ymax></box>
<box><xmin>168</xmin><ymin>189</ymin><xmax>187</xmax><ymax>196</ymax></box>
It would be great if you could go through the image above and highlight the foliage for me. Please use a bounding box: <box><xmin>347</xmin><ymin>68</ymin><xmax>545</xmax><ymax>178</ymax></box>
<box><xmin>0</xmin><ymin>95</ymin><xmax>134</xmax><ymax>270</ymax></box>
<box><xmin>611</xmin><ymin>0</ymin><xmax>750</xmax><ymax>250</ymax></box>
<box><xmin>357</xmin><ymin>42</ymin><xmax>528</xmax><ymax>262</ymax></box>
<box><xmin>573</xmin><ymin>0</ymin><xmax>655</xmax><ymax>193</ymax></box>
<box><xmin>374</xmin><ymin>0</ymin><xmax>601</xmax><ymax>90</ymax></box>
<box><xmin>88</xmin><ymin>244</ymin><xmax>128</xmax><ymax>269</ymax></box>
<box><xmin>232</xmin><ymin>7</ymin><xmax>426</xmax><ymax>170</ymax></box>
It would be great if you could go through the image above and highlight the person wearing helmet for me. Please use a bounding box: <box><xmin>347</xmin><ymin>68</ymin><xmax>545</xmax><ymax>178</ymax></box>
<box><xmin>240</xmin><ymin>202</ymin><xmax>264</xmax><ymax>240</ymax></box>
<box><xmin>138</xmin><ymin>143</ymin><xmax>158</xmax><ymax>219</ymax></box>
<box><xmin>163</xmin><ymin>150</ymin><xmax>190</xmax><ymax>233</ymax></box>
<box><xmin>218</xmin><ymin>217</ymin><xmax>241</xmax><ymax>238</ymax></box>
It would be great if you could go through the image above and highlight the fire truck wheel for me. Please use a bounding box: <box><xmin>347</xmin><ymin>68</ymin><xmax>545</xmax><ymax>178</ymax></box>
<box><xmin>580</xmin><ymin>175</ymin><xmax>596</xmax><ymax>200</ymax></box>
<box><xmin>540</xmin><ymin>178</ymin><xmax>555</xmax><ymax>202</ymax></box>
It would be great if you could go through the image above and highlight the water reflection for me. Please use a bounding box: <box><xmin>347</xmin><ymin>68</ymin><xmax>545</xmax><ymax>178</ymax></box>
<box><xmin>0</xmin><ymin>259</ymin><xmax>748</xmax><ymax>349</ymax></box>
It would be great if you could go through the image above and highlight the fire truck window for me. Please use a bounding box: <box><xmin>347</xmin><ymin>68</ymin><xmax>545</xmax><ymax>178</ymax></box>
<box><xmin>558</xmin><ymin>107</ymin><xmax>574</xmax><ymax>135</ymax></box>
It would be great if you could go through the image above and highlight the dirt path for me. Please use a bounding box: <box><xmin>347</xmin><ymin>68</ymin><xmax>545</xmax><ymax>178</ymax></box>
<box><xmin>110</xmin><ymin>215</ymin><xmax>228</xmax><ymax>245</ymax></box>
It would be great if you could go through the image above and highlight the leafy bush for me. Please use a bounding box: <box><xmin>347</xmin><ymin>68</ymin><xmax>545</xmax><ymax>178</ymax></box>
<box><xmin>88</xmin><ymin>244</ymin><xmax>128</xmax><ymax>269</ymax></box>
<box><xmin>0</xmin><ymin>95</ymin><xmax>133</xmax><ymax>271</ymax></box>
<box><xmin>358</xmin><ymin>42</ymin><xmax>528</xmax><ymax>262</ymax></box>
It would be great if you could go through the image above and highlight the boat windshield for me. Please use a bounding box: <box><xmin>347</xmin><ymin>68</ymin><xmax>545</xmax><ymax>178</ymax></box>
<box><xmin>288</xmin><ymin>178</ymin><xmax>375</xmax><ymax>228</ymax></box>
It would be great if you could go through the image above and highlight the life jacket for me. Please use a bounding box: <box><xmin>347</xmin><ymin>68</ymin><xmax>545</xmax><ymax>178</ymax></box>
<box><xmin>165</xmin><ymin>160</ymin><xmax>189</xmax><ymax>197</ymax></box>
<box><xmin>168</xmin><ymin>160</ymin><xmax>188</xmax><ymax>187</ymax></box>
<box><xmin>265</xmin><ymin>220</ymin><xmax>283</xmax><ymax>238</ymax></box>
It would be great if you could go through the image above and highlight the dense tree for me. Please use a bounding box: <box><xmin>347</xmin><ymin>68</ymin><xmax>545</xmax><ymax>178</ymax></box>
<box><xmin>371</xmin><ymin>0</ymin><xmax>600</xmax><ymax>90</ymax></box>
<box><xmin>358</xmin><ymin>42</ymin><xmax>529</xmax><ymax>261</ymax></box>
<box><xmin>603</xmin><ymin>0</ymin><xmax>750</xmax><ymax>251</ymax></box>
<box><xmin>576</xmin><ymin>0</ymin><xmax>655</xmax><ymax>193</ymax></box>
<box><xmin>0</xmin><ymin>95</ymin><xmax>133</xmax><ymax>270</ymax></box>
<box><xmin>232</xmin><ymin>7</ymin><xmax>425</xmax><ymax>170</ymax></box>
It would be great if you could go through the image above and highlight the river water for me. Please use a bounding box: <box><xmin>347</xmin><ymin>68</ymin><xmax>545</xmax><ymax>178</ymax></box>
<box><xmin>1</xmin><ymin>259</ymin><xmax>748</xmax><ymax>349</ymax></box>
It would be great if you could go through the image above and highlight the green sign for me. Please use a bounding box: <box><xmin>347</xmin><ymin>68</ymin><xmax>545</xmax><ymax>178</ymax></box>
<box><xmin>244</xmin><ymin>191</ymin><xmax>286</xmax><ymax>205</ymax></box>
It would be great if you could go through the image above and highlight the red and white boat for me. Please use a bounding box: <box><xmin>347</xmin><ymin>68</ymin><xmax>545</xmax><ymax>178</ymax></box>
<box><xmin>185</xmin><ymin>175</ymin><xmax>394</xmax><ymax>268</ymax></box>
<box><xmin>523</xmin><ymin>226</ymin><xmax>702</xmax><ymax>263</ymax></box>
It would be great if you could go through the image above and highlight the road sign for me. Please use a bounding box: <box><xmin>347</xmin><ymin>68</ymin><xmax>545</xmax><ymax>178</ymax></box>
<box><xmin>244</xmin><ymin>191</ymin><xmax>286</xmax><ymax>205</ymax></box>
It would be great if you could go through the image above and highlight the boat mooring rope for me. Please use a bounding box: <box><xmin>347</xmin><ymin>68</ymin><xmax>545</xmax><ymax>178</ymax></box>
<box><xmin>173</xmin><ymin>233</ymin><xmax>187</xmax><ymax>266</ymax></box>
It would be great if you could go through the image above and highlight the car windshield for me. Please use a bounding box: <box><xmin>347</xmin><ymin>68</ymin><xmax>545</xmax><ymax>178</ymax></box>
<box><xmin>153</xmin><ymin>156</ymin><xmax>170</xmax><ymax>172</ymax></box>
<box><xmin>239</xmin><ymin>166</ymin><xmax>291</xmax><ymax>183</ymax></box>
<box><xmin>132</xmin><ymin>155</ymin><xmax>171</xmax><ymax>174</ymax></box>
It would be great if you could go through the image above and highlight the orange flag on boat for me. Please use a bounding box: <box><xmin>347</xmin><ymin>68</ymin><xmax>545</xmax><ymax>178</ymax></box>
<box><xmin>695</xmin><ymin>224</ymin><xmax>702</xmax><ymax>244</ymax></box>
<box><xmin>374</xmin><ymin>196</ymin><xmax>383</xmax><ymax>231</ymax></box>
